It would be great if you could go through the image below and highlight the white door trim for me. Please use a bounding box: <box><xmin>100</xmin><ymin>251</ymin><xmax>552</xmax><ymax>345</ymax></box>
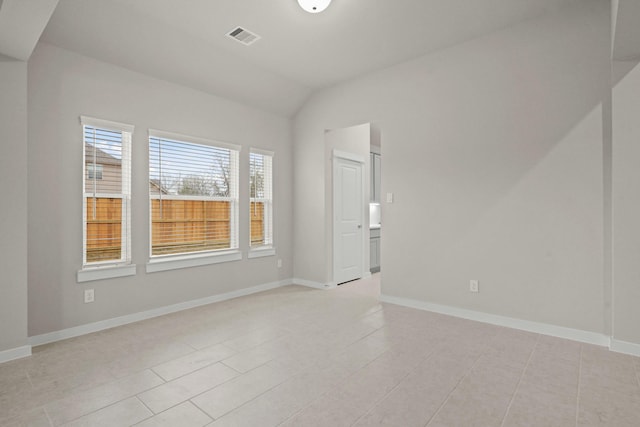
<box><xmin>333</xmin><ymin>149</ymin><xmax>365</xmax><ymax>164</ymax></box>
<box><xmin>332</xmin><ymin>150</ymin><xmax>366</xmax><ymax>285</ymax></box>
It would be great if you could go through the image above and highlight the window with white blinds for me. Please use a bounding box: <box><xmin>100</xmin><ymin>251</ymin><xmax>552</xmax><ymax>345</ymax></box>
<box><xmin>250</xmin><ymin>149</ymin><xmax>273</xmax><ymax>248</ymax></box>
<box><xmin>82</xmin><ymin>116</ymin><xmax>133</xmax><ymax>267</ymax></box>
<box><xmin>149</xmin><ymin>130</ymin><xmax>239</xmax><ymax>257</ymax></box>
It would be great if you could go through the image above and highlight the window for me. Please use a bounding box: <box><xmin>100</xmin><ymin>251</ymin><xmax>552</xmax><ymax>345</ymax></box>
<box><xmin>250</xmin><ymin>149</ymin><xmax>273</xmax><ymax>250</ymax></box>
<box><xmin>87</xmin><ymin>164</ymin><xmax>103</xmax><ymax>180</ymax></box>
<box><xmin>82</xmin><ymin>116</ymin><xmax>133</xmax><ymax>267</ymax></box>
<box><xmin>149</xmin><ymin>130</ymin><xmax>239</xmax><ymax>258</ymax></box>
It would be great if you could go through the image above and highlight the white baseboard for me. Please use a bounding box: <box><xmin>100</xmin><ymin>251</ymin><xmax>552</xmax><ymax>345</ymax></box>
<box><xmin>292</xmin><ymin>277</ymin><xmax>334</xmax><ymax>289</ymax></box>
<box><xmin>610</xmin><ymin>338</ymin><xmax>640</xmax><ymax>357</ymax></box>
<box><xmin>0</xmin><ymin>345</ymin><xmax>32</xmax><ymax>363</ymax></box>
<box><xmin>380</xmin><ymin>294</ymin><xmax>611</xmax><ymax>348</ymax></box>
<box><xmin>30</xmin><ymin>279</ymin><xmax>293</xmax><ymax>347</ymax></box>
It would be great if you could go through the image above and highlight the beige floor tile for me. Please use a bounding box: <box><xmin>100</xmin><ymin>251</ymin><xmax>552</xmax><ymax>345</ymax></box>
<box><xmin>209</xmin><ymin>366</ymin><xmax>344</xmax><ymax>427</ymax></box>
<box><xmin>354</xmin><ymin>380</ymin><xmax>451</xmax><ymax>426</ymax></box>
<box><xmin>137</xmin><ymin>363</ymin><xmax>238</xmax><ymax>414</ymax></box>
<box><xmin>105</xmin><ymin>341</ymin><xmax>196</xmax><ymax>379</ymax></box>
<box><xmin>134</xmin><ymin>402</ymin><xmax>211</xmax><ymax>427</ymax></box>
<box><xmin>535</xmin><ymin>335</ymin><xmax>582</xmax><ymax>362</ymax></box>
<box><xmin>28</xmin><ymin>365</ymin><xmax>117</xmax><ymax>398</ymax></box>
<box><xmin>0</xmin><ymin>384</ymin><xmax>54</xmax><ymax>422</ymax></box>
<box><xmin>503</xmin><ymin>381</ymin><xmax>577</xmax><ymax>427</ymax></box>
<box><xmin>0</xmin><ymin>371</ymin><xmax>32</xmax><ymax>398</ymax></box>
<box><xmin>151</xmin><ymin>343</ymin><xmax>237</xmax><ymax>382</ymax></box>
<box><xmin>219</xmin><ymin>326</ymin><xmax>286</xmax><ymax>352</ymax></box>
<box><xmin>355</xmin><ymin>351</ymin><xmax>476</xmax><ymax>426</ymax></box>
<box><xmin>45</xmin><ymin>370</ymin><xmax>163</xmax><ymax>426</ymax></box>
<box><xmin>3</xmin><ymin>276</ymin><xmax>640</xmax><ymax>427</ymax></box>
<box><xmin>284</xmin><ymin>351</ymin><xmax>419</xmax><ymax>427</ymax></box>
<box><xmin>191</xmin><ymin>361</ymin><xmax>297</xmax><ymax>420</ymax></box>
<box><xmin>522</xmin><ymin>357</ymin><xmax>579</xmax><ymax>395</ymax></box>
<box><xmin>0</xmin><ymin>407</ymin><xmax>52</xmax><ymax>427</ymax></box>
<box><xmin>219</xmin><ymin>341</ymin><xmax>281</xmax><ymax>373</ymax></box>
<box><xmin>427</xmin><ymin>369</ymin><xmax>517</xmax><ymax>427</ymax></box>
<box><xmin>580</xmin><ymin>361</ymin><xmax>640</xmax><ymax>397</ymax></box>
<box><xmin>578</xmin><ymin>386</ymin><xmax>640</xmax><ymax>426</ymax></box>
<box><xmin>62</xmin><ymin>397</ymin><xmax>151</xmax><ymax>427</ymax></box>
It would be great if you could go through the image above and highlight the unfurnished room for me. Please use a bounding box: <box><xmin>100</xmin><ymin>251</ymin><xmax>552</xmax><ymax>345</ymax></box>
<box><xmin>1</xmin><ymin>0</ymin><xmax>640</xmax><ymax>425</ymax></box>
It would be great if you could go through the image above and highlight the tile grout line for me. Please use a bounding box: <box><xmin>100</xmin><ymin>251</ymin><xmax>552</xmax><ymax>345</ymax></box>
<box><xmin>43</xmin><ymin>406</ymin><xmax>54</xmax><ymax>427</ymax></box>
<box><xmin>187</xmin><ymin>361</ymin><xmax>304</xmax><ymax>422</ymax></box>
<box><xmin>45</xmin><ymin>369</ymin><xmax>165</xmax><ymax>425</ymax></box>
<box><xmin>58</xmin><ymin>395</ymin><xmax>139</xmax><ymax>426</ymax></box>
<box><xmin>575</xmin><ymin>344</ymin><xmax>584</xmax><ymax>427</ymax></box>
<box><xmin>219</xmin><ymin>360</ymin><xmax>248</xmax><ymax>374</ymax></box>
<box><xmin>25</xmin><ymin>369</ymin><xmax>36</xmax><ymax>389</ymax></box>
<box><xmin>213</xmin><ymin>373</ymin><xmax>303</xmax><ymax>423</ymax></box>
<box><xmin>421</xmin><ymin>326</ymin><xmax>507</xmax><ymax>427</ymax></box>
<box><xmin>149</xmin><ymin>342</ymin><xmax>241</xmax><ymax>381</ymax></box>
<box><xmin>422</xmin><ymin>351</ymin><xmax>486</xmax><ymax>427</ymax></box>
<box><xmin>133</xmin><ymin>395</ymin><xmax>157</xmax><ymax>425</ymax></box>
<box><xmin>498</xmin><ymin>335</ymin><xmax>539</xmax><ymax>427</ymax></box>
<box><xmin>276</xmin><ymin>338</ymin><xmax>397</xmax><ymax>426</ymax></box>
<box><xmin>349</xmin><ymin>345</ymin><xmax>441</xmax><ymax>426</ymax></box>
<box><xmin>150</xmin><ymin>366</ymin><xmax>170</xmax><ymax>382</ymax></box>
<box><xmin>190</xmin><ymin>398</ymin><xmax>217</xmax><ymax>423</ymax></box>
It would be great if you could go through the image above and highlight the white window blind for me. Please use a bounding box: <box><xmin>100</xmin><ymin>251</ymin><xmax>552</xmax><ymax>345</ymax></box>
<box><xmin>250</xmin><ymin>149</ymin><xmax>273</xmax><ymax>248</ymax></box>
<box><xmin>149</xmin><ymin>130</ymin><xmax>239</xmax><ymax>257</ymax></box>
<box><xmin>82</xmin><ymin>116</ymin><xmax>133</xmax><ymax>267</ymax></box>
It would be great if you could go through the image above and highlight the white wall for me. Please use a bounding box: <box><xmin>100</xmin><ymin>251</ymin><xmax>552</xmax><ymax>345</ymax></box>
<box><xmin>27</xmin><ymin>43</ymin><xmax>293</xmax><ymax>337</ymax></box>
<box><xmin>612</xmin><ymin>60</ymin><xmax>640</xmax><ymax>347</ymax></box>
<box><xmin>293</xmin><ymin>0</ymin><xmax>610</xmax><ymax>334</ymax></box>
<box><xmin>0</xmin><ymin>58</ymin><xmax>29</xmax><ymax>355</ymax></box>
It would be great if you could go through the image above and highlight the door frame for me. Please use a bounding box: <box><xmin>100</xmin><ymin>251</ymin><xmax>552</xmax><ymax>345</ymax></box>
<box><xmin>332</xmin><ymin>149</ymin><xmax>367</xmax><ymax>285</ymax></box>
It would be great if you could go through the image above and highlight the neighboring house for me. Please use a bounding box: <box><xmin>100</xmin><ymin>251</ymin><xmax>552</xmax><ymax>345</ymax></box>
<box><xmin>84</xmin><ymin>142</ymin><xmax>122</xmax><ymax>194</ymax></box>
<box><xmin>85</xmin><ymin>143</ymin><xmax>170</xmax><ymax>195</ymax></box>
<box><xmin>149</xmin><ymin>178</ymin><xmax>169</xmax><ymax>196</ymax></box>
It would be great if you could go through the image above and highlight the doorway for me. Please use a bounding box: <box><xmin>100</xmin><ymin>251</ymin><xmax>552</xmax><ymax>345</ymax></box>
<box><xmin>333</xmin><ymin>153</ymin><xmax>365</xmax><ymax>285</ymax></box>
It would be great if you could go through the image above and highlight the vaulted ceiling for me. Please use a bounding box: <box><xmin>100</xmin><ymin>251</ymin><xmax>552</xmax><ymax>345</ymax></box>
<box><xmin>614</xmin><ymin>0</ymin><xmax>640</xmax><ymax>61</ymax></box>
<box><xmin>1</xmin><ymin>0</ymin><xmax>639</xmax><ymax>116</ymax></box>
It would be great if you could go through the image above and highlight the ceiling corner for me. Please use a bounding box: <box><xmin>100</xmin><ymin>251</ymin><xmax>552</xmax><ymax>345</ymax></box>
<box><xmin>612</xmin><ymin>0</ymin><xmax>640</xmax><ymax>61</ymax></box>
<box><xmin>0</xmin><ymin>0</ymin><xmax>59</xmax><ymax>61</ymax></box>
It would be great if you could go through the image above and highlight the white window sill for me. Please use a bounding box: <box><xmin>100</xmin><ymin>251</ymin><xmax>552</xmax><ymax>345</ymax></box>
<box><xmin>146</xmin><ymin>250</ymin><xmax>242</xmax><ymax>273</ymax></box>
<box><xmin>248</xmin><ymin>247</ymin><xmax>276</xmax><ymax>259</ymax></box>
<box><xmin>77</xmin><ymin>264</ymin><xmax>137</xmax><ymax>283</ymax></box>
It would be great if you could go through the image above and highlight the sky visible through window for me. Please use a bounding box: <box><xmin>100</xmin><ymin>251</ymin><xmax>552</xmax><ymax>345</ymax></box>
<box><xmin>84</xmin><ymin>126</ymin><xmax>122</xmax><ymax>160</ymax></box>
<box><xmin>250</xmin><ymin>152</ymin><xmax>265</xmax><ymax>199</ymax></box>
<box><xmin>149</xmin><ymin>137</ymin><xmax>231</xmax><ymax>197</ymax></box>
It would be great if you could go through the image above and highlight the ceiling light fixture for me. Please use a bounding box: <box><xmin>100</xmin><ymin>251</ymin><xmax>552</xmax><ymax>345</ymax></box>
<box><xmin>297</xmin><ymin>0</ymin><xmax>332</xmax><ymax>14</ymax></box>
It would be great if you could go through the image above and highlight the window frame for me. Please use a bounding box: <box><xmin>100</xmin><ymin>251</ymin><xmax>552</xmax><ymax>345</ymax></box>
<box><xmin>248</xmin><ymin>148</ymin><xmax>275</xmax><ymax>258</ymax></box>
<box><xmin>146</xmin><ymin>129</ymin><xmax>242</xmax><ymax>272</ymax></box>
<box><xmin>78</xmin><ymin>116</ymin><xmax>135</xmax><ymax>282</ymax></box>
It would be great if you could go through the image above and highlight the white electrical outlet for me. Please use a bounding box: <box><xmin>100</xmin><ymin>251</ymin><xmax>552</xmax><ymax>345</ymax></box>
<box><xmin>277</xmin><ymin>259</ymin><xmax>282</xmax><ymax>268</ymax></box>
<box><xmin>84</xmin><ymin>289</ymin><xmax>95</xmax><ymax>303</ymax></box>
<box><xmin>469</xmin><ymin>280</ymin><xmax>479</xmax><ymax>293</ymax></box>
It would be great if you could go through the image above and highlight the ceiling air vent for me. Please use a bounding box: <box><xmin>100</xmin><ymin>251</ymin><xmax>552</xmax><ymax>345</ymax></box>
<box><xmin>226</xmin><ymin>27</ymin><xmax>261</xmax><ymax>46</ymax></box>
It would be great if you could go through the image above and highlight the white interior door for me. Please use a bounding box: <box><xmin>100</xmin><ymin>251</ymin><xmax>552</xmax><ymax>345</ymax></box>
<box><xmin>334</xmin><ymin>156</ymin><xmax>364</xmax><ymax>285</ymax></box>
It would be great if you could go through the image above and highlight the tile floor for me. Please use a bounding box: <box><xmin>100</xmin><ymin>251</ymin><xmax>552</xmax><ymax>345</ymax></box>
<box><xmin>1</xmin><ymin>274</ymin><xmax>640</xmax><ymax>426</ymax></box>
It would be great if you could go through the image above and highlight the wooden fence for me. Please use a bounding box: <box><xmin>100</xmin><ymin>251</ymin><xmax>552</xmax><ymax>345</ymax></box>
<box><xmin>151</xmin><ymin>199</ymin><xmax>231</xmax><ymax>255</ymax></box>
<box><xmin>250</xmin><ymin>202</ymin><xmax>265</xmax><ymax>246</ymax></box>
<box><xmin>86</xmin><ymin>198</ymin><xmax>265</xmax><ymax>261</ymax></box>
<box><xmin>86</xmin><ymin>197</ymin><xmax>122</xmax><ymax>262</ymax></box>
